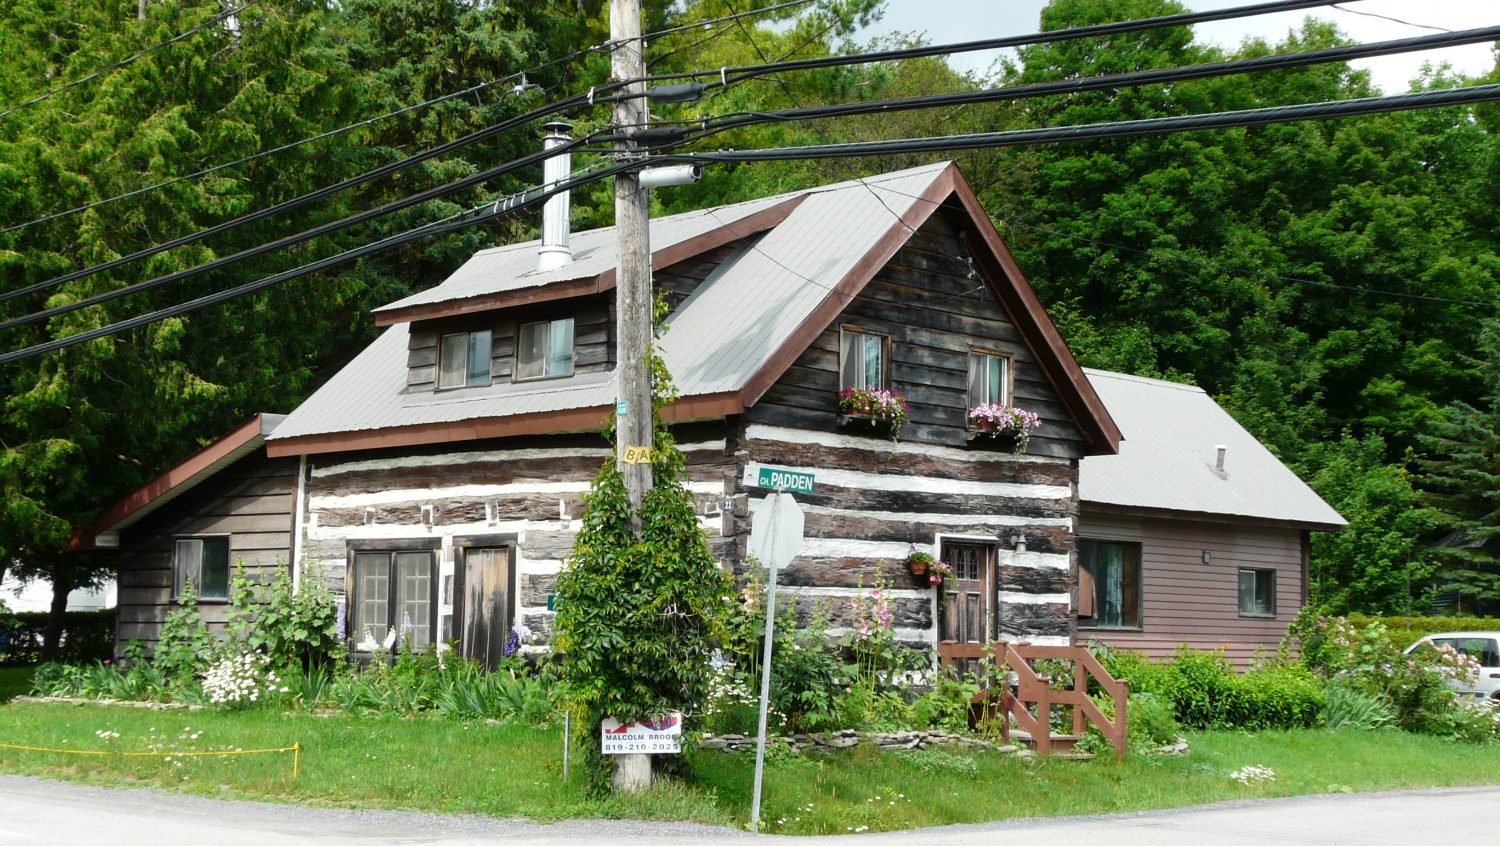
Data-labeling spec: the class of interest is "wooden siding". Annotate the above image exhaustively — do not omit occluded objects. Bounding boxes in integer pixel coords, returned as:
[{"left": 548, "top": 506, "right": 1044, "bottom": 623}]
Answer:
[
  {"left": 1076, "top": 509, "right": 1305, "bottom": 668},
  {"left": 113, "top": 449, "right": 297, "bottom": 655},
  {"left": 406, "top": 296, "right": 615, "bottom": 393},
  {"left": 299, "top": 424, "right": 738, "bottom": 649},
  {"left": 733, "top": 422, "right": 1079, "bottom": 647},
  {"left": 744, "top": 210, "right": 1087, "bottom": 459}
]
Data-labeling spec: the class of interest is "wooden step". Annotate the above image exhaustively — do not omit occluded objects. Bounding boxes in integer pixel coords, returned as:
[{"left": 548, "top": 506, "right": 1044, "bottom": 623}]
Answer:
[{"left": 1010, "top": 730, "right": 1083, "bottom": 752}]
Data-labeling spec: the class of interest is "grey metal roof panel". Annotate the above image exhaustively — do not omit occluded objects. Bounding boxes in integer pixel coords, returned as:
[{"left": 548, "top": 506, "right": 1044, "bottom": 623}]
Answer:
[
  {"left": 1078, "top": 369, "right": 1346, "bottom": 528},
  {"left": 372, "top": 194, "right": 793, "bottom": 315},
  {"left": 661, "top": 164, "right": 949, "bottom": 395},
  {"left": 276, "top": 164, "right": 953, "bottom": 442}
]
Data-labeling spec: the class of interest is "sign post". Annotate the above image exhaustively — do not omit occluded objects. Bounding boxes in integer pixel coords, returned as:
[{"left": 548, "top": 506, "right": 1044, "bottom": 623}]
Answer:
[{"left": 744, "top": 468, "right": 811, "bottom": 833}]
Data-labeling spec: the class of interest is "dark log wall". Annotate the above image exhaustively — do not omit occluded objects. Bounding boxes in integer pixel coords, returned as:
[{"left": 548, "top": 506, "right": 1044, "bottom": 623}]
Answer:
[
  {"left": 113, "top": 450, "right": 297, "bottom": 657},
  {"left": 299, "top": 424, "right": 738, "bottom": 648},
  {"left": 406, "top": 296, "right": 615, "bottom": 393},
  {"left": 745, "top": 209, "right": 1087, "bottom": 460},
  {"left": 1077, "top": 509, "right": 1305, "bottom": 668}
]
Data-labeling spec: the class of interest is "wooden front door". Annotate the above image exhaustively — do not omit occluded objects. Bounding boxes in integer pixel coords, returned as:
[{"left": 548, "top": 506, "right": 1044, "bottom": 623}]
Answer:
[
  {"left": 458, "top": 546, "right": 512, "bottom": 670},
  {"left": 942, "top": 542, "right": 996, "bottom": 645}
]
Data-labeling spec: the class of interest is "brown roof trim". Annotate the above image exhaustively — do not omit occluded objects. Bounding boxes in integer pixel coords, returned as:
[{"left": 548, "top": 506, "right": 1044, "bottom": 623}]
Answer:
[
  {"left": 944, "top": 172, "right": 1121, "bottom": 456},
  {"left": 738, "top": 169, "right": 952, "bottom": 407},
  {"left": 265, "top": 391, "right": 745, "bottom": 458},
  {"left": 1082, "top": 500, "right": 1346, "bottom": 533},
  {"left": 68, "top": 414, "right": 280, "bottom": 553},
  {"left": 372, "top": 195, "right": 808, "bottom": 328}
]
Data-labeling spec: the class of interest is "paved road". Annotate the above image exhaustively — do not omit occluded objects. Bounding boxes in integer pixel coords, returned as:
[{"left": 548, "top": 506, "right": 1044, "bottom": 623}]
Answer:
[{"left": 1, "top": 774, "right": 1494, "bottom": 845}]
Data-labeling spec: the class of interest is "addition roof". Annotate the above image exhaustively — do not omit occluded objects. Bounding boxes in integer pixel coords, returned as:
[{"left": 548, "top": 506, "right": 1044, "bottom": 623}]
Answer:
[
  {"left": 1079, "top": 369, "right": 1345, "bottom": 531},
  {"left": 267, "top": 162, "right": 1121, "bottom": 458}
]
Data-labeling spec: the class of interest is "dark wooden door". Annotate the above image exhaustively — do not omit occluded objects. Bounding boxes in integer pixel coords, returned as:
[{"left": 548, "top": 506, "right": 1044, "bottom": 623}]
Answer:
[
  {"left": 942, "top": 542, "right": 995, "bottom": 647},
  {"left": 460, "top": 547, "right": 511, "bottom": 670}
]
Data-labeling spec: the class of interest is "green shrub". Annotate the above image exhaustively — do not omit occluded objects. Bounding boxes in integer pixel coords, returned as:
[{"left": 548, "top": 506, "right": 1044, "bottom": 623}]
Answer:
[
  {"left": 909, "top": 670, "right": 978, "bottom": 733},
  {"left": 1239, "top": 664, "right": 1325, "bottom": 729},
  {"left": 1127, "top": 692, "right": 1180, "bottom": 746},
  {"left": 1, "top": 608, "right": 116, "bottom": 664},
  {"left": 1097, "top": 646, "right": 1323, "bottom": 730},
  {"left": 1346, "top": 614, "right": 1500, "bottom": 652},
  {"left": 1323, "top": 680, "right": 1395, "bottom": 729},
  {"left": 152, "top": 582, "right": 217, "bottom": 690},
  {"left": 906, "top": 748, "right": 980, "bottom": 778}
]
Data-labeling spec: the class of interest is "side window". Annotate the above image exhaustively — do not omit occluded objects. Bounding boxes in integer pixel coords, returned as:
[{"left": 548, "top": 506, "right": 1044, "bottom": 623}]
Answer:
[
  {"left": 967, "top": 351, "right": 1010, "bottom": 408},
  {"left": 1078, "top": 540, "right": 1141, "bottom": 628},
  {"left": 349, "top": 550, "right": 437, "bottom": 651},
  {"left": 516, "top": 318, "right": 575, "bottom": 380},
  {"left": 1237, "top": 568, "right": 1276, "bottom": 617},
  {"left": 438, "top": 330, "right": 493, "bottom": 389},
  {"left": 173, "top": 537, "right": 230, "bottom": 600},
  {"left": 838, "top": 328, "right": 887, "bottom": 390}
]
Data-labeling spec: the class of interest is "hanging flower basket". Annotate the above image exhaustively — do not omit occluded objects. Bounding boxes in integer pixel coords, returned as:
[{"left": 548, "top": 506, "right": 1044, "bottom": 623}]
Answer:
[
  {"left": 906, "top": 548, "right": 933, "bottom": 577},
  {"left": 966, "top": 403, "right": 1040, "bottom": 454},
  {"left": 838, "top": 386, "right": 909, "bottom": 444}
]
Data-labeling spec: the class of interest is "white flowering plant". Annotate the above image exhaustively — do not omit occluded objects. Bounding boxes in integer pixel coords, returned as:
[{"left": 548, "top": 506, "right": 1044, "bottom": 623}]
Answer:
[
  {"left": 1229, "top": 764, "right": 1276, "bottom": 785},
  {"left": 201, "top": 651, "right": 290, "bottom": 709}
]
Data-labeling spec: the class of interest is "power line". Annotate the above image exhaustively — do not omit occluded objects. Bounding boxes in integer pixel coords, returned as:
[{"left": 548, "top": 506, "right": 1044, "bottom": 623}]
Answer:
[
  {"left": 1, "top": 0, "right": 1344, "bottom": 305},
  {"left": 0, "top": 132, "right": 607, "bottom": 332},
  {"left": 2, "top": 0, "right": 818, "bottom": 237},
  {"left": 0, "top": 162, "right": 631, "bottom": 365},
  {"left": 1331, "top": 3, "right": 1452, "bottom": 33},
  {"left": 657, "top": 24, "right": 1500, "bottom": 146},
  {"left": 645, "top": 0, "right": 814, "bottom": 41},
  {"left": 659, "top": 83, "right": 1500, "bottom": 163},
  {"left": 0, "top": 0, "right": 263, "bottom": 121}
]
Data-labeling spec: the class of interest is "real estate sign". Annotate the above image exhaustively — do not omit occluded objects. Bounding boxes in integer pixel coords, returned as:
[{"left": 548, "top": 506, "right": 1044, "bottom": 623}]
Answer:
[{"left": 600, "top": 714, "right": 683, "bottom": 755}]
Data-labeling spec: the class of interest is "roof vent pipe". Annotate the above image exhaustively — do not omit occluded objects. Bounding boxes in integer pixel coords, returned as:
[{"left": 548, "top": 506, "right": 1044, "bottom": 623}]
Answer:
[
  {"left": 537, "top": 121, "right": 573, "bottom": 272},
  {"left": 1215, "top": 444, "right": 1228, "bottom": 473}
]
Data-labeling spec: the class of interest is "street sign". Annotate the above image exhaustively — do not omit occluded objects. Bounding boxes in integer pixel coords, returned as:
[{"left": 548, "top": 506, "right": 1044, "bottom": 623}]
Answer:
[
  {"left": 748, "top": 492, "right": 805, "bottom": 570},
  {"left": 601, "top": 714, "right": 683, "bottom": 755},
  {"left": 742, "top": 462, "right": 815, "bottom": 494}
]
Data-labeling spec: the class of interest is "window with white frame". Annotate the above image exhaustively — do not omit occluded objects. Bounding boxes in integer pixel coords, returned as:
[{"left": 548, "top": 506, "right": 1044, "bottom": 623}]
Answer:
[
  {"left": 516, "top": 318, "right": 574, "bottom": 380},
  {"left": 438, "top": 330, "right": 493, "bottom": 389},
  {"left": 1238, "top": 568, "right": 1276, "bottom": 617},
  {"left": 838, "top": 328, "right": 887, "bottom": 390},
  {"left": 968, "top": 350, "right": 1010, "bottom": 407},
  {"left": 173, "top": 536, "right": 230, "bottom": 600},
  {"left": 349, "top": 550, "right": 438, "bottom": 651}
]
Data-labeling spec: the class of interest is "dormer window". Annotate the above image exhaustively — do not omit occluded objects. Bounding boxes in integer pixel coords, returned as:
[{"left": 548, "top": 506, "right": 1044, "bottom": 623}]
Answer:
[
  {"left": 438, "top": 330, "right": 493, "bottom": 389},
  {"left": 517, "top": 318, "right": 574, "bottom": 380}
]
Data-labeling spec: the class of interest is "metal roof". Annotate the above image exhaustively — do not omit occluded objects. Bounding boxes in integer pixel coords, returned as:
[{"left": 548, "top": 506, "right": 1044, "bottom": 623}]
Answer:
[
  {"left": 272, "top": 164, "right": 951, "bottom": 442},
  {"left": 1079, "top": 369, "right": 1345, "bottom": 529},
  {"left": 372, "top": 194, "right": 792, "bottom": 316}
]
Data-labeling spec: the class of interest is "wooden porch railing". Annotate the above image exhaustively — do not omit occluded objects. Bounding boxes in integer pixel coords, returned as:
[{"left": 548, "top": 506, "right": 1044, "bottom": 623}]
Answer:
[{"left": 937, "top": 640, "right": 1130, "bottom": 761}]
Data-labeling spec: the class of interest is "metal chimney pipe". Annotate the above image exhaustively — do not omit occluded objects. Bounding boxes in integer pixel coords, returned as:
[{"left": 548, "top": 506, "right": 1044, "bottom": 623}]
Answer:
[
  {"left": 537, "top": 121, "right": 573, "bottom": 272},
  {"left": 1215, "top": 444, "right": 1228, "bottom": 473}
]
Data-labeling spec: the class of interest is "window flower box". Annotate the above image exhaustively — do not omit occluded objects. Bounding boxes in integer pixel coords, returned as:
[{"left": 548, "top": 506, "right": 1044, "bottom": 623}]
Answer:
[
  {"left": 838, "top": 386, "right": 908, "bottom": 444},
  {"left": 967, "top": 403, "right": 1040, "bottom": 454}
]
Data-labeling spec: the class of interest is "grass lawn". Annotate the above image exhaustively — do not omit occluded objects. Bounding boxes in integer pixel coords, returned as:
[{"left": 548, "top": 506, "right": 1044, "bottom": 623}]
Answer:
[
  {"left": 3, "top": 699, "right": 1499, "bottom": 834},
  {"left": 0, "top": 666, "right": 35, "bottom": 703}
]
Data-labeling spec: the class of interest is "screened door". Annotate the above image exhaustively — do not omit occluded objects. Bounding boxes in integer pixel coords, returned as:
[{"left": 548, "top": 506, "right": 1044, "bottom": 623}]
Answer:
[{"left": 460, "top": 547, "right": 512, "bottom": 670}]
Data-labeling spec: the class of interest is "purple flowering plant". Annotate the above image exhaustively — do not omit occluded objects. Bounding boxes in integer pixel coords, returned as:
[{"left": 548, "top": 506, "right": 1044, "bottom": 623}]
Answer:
[
  {"left": 839, "top": 386, "right": 909, "bottom": 443},
  {"left": 967, "top": 402, "right": 1040, "bottom": 453}
]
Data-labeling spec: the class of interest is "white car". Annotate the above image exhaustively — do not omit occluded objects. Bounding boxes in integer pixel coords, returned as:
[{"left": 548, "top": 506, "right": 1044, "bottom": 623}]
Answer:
[{"left": 1405, "top": 632, "right": 1500, "bottom": 701}]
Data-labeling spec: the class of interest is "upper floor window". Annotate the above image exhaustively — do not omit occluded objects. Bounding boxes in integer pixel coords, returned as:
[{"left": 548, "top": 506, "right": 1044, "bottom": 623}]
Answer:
[
  {"left": 968, "top": 350, "right": 1010, "bottom": 407},
  {"left": 438, "top": 330, "right": 492, "bottom": 389},
  {"left": 174, "top": 536, "right": 230, "bottom": 601},
  {"left": 839, "top": 328, "right": 887, "bottom": 390},
  {"left": 517, "top": 318, "right": 574, "bottom": 380}
]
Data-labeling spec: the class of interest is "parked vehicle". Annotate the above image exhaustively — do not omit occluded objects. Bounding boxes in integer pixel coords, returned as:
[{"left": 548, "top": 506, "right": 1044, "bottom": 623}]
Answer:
[{"left": 1405, "top": 632, "right": 1500, "bottom": 700}]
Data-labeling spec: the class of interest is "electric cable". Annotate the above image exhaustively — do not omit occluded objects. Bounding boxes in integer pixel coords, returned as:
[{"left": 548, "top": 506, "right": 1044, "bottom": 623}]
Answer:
[
  {"left": 0, "top": 132, "right": 606, "bottom": 332},
  {"left": 654, "top": 24, "right": 1500, "bottom": 147},
  {"left": 0, "top": 163, "right": 632, "bottom": 365},
  {"left": 1, "top": 0, "right": 1351, "bottom": 305},
  {"left": 2, "top": 0, "right": 820, "bottom": 237},
  {"left": 0, "top": 1, "right": 264, "bottom": 121}
]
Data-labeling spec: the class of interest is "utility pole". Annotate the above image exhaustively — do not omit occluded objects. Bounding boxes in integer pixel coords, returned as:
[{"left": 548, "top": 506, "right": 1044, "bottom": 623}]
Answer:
[
  {"left": 609, "top": 0, "right": 654, "bottom": 795},
  {"left": 612, "top": 0, "right": 654, "bottom": 520}
]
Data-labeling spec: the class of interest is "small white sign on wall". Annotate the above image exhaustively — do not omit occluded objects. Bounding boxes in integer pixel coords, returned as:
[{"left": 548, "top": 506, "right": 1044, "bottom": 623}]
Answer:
[{"left": 600, "top": 713, "right": 683, "bottom": 755}]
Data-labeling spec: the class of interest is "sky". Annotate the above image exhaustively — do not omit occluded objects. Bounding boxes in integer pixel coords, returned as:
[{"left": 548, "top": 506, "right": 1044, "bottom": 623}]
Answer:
[{"left": 854, "top": 0, "right": 1498, "bottom": 93}]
